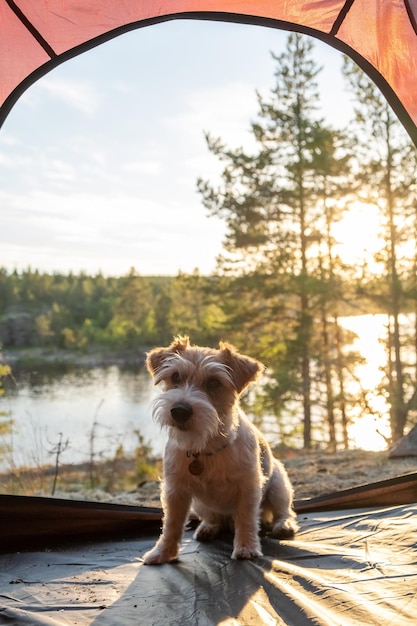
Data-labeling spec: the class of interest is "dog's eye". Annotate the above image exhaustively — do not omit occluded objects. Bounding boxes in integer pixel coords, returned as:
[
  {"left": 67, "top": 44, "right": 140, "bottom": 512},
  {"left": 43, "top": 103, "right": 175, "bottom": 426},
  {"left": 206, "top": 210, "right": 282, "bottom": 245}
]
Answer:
[
  {"left": 206, "top": 377, "right": 221, "bottom": 391},
  {"left": 171, "top": 372, "right": 181, "bottom": 386}
]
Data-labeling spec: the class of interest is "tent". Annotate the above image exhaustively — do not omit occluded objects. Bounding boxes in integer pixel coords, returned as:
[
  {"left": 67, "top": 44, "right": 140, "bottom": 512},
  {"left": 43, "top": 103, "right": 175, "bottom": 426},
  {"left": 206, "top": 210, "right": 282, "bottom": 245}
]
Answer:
[
  {"left": 1, "top": 1, "right": 417, "bottom": 145},
  {"left": 1, "top": 2, "right": 417, "bottom": 624}
]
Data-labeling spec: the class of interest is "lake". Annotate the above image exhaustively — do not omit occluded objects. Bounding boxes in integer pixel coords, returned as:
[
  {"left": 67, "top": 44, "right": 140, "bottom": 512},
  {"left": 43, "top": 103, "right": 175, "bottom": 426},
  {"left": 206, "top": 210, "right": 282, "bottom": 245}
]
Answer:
[
  {"left": 0, "top": 314, "right": 394, "bottom": 471},
  {"left": 0, "top": 363, "right": 167, "bottom": 472}
]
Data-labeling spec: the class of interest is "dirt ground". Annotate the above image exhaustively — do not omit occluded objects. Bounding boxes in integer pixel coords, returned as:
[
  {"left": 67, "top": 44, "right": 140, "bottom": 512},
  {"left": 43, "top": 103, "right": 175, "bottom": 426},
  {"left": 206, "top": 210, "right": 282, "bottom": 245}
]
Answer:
[
  {"left": 281, "top": 448, "right": 417, "bottom": 500},
  {"left": 95, "top": 448, "right": 417, "bottom": 508}
]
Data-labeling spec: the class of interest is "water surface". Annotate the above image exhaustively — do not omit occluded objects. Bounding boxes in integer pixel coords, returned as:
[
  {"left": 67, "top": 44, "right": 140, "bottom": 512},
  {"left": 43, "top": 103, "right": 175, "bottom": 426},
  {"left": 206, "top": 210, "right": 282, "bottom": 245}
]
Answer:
[{"left": 0, "top": 364, "right": 166, "bottom": 471}]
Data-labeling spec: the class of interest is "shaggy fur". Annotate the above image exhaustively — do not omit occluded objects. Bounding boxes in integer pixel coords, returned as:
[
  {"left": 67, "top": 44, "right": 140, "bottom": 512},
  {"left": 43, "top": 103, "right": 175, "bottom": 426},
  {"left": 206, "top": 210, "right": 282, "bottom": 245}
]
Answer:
[{"left": 143, "top": 336, "right": 298, "bottom": 564}]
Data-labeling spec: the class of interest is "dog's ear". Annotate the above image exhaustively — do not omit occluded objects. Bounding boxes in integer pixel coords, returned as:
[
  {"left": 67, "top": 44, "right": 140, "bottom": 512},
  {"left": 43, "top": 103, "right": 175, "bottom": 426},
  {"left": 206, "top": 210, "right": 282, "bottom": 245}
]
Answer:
[
  {"left": 169, "top": 335, "right": 190, "bottom": 353},
  {"left": 219, "top": 341, "right": 264, "bottom": 393},
  {"left": 146, "top": 347, "right": 170, "bottom": 379},
  {"left": 146, "top": 335, "right": 190, "bottom": 380}
]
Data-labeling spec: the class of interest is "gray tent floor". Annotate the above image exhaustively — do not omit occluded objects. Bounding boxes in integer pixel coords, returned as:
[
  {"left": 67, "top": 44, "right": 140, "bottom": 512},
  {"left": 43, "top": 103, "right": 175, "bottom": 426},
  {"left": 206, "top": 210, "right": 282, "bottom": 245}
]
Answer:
[{"left": 1, "top": 502, "right": 416, "bottom": 625}]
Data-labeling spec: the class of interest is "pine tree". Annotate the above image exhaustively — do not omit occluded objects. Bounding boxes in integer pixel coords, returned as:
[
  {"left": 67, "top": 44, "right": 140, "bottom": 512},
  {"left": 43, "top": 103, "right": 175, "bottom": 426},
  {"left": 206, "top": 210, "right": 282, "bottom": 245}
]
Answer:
[
  {"left": 343, "top": 57, "right": 417, "bottom": 442},
  {"left": 198, "top": 34, "right": 352, "bottom": 448}
]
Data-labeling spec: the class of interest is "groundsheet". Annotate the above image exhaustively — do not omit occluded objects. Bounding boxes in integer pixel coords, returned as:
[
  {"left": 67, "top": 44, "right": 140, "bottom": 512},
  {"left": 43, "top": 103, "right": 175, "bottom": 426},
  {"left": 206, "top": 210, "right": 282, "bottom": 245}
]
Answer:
[{"left": 0, "top": 503, "right": 416, "bottom": 625}]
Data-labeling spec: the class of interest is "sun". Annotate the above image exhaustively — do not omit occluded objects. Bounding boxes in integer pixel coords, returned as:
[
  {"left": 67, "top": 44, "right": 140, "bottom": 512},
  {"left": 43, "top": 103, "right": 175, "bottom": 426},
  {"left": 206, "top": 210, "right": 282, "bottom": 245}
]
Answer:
[{"left": 333, "top": 200, "right": 384, "bottom": 269}]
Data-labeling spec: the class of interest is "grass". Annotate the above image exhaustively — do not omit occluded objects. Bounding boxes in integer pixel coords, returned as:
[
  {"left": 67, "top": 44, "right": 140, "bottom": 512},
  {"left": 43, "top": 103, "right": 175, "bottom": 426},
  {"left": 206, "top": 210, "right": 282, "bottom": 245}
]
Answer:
[{"left": 0, "top": 452, "right": 162, "bottom": 498}]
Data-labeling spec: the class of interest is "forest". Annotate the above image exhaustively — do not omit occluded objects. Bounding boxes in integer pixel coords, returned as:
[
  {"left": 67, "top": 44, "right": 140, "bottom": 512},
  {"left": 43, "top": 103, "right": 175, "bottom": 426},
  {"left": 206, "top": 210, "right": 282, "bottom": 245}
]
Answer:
[
  {"left": 2, "top": 34, "right": 417, "bottom": 451},
  {"left": 0, "top": 268, "right": 224, "bottom": 350}
]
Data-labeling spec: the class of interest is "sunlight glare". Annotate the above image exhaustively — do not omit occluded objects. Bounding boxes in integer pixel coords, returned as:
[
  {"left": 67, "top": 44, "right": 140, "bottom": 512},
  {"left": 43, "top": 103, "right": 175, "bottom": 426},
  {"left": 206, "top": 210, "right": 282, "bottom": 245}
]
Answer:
[
  {"left": 333, "top": 201, "right": 383, "bottom": 269},
  {"left": 339, "top": 314, "right": 391, "bottom": 451},
  {"left": 349, "top": 413, "right": 391, "bottom": 451}
]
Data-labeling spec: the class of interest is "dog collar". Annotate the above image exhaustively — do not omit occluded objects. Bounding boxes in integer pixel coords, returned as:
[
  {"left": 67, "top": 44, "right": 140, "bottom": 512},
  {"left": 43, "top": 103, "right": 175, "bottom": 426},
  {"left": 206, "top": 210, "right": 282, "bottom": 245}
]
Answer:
[{"left": 187, "top": 442, "right": 229, "bottom": 476}]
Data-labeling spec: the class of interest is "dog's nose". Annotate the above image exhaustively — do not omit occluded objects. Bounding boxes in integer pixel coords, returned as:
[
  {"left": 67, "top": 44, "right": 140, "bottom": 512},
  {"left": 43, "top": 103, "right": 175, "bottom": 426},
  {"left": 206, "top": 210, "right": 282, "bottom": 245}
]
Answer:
[{"left": 170, "top": 401, "right": 193, "bottom": 423}]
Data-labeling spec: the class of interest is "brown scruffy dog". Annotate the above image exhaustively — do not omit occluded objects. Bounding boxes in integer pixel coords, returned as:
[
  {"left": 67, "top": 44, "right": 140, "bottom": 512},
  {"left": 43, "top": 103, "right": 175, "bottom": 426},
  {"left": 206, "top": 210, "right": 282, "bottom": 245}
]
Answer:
[{"left": 143, "top": 336, "right": 298, "bottom": 565}]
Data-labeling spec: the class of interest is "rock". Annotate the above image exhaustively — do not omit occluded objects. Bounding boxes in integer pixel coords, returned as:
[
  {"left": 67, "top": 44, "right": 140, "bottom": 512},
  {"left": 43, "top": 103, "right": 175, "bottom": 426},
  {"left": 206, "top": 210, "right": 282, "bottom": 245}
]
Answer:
[
  {"left": 0, "top": 312, "right": 34, "bottom": 347},
  {"left": 389, "top": 424, "right": 417, "bottom": 458}
]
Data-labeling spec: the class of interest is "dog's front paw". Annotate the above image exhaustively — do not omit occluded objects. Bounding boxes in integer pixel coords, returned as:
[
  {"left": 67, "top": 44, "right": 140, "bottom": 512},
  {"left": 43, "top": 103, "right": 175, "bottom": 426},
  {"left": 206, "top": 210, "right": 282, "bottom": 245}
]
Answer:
[
  {"left": 231, "top": 544, "right": 262, "bottom": 560},
  {"left": 143, "top": 544, "right": 179, "bottom": 565}
]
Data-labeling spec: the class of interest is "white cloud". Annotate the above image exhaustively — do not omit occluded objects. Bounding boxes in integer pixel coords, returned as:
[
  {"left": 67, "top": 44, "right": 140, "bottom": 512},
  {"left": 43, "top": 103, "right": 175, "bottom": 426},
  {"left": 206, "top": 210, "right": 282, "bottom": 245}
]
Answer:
[
  {"left": 0, "top": 132, "right": 21, "bottom": 147},
  {"left": 0, "top": 187, "right": 225, "bottom": 275},
  {"left": 45, "top": 159, "right": 76, "bottom": 183},
  {"left": 164, "top": 82, "right": 259, "bottom": 151},
  {"left": 0, "top": 151, "right": 31, "bottom": 167},
  {"left": 38, "top": 78, "right": 100, "bottom": 116},
  {"left": 122, "top": 160, "right": 162, "bottom": 176}
]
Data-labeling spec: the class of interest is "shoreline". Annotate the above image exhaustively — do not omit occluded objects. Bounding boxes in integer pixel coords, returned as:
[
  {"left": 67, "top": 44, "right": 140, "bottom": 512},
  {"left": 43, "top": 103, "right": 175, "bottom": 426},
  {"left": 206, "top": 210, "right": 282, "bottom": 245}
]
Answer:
[{"left": 2, "top": 346, "right": 149, "bottom": 368}]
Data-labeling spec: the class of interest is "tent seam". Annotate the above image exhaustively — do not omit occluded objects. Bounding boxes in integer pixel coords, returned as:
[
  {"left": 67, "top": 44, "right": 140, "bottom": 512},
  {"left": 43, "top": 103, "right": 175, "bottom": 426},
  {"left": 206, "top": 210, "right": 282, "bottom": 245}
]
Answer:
[
  {"left": 5, "top": 0, "right": 57, "bottom": 58},
  {"left": 404, "top": 0, "right": 417, "bottom": 36},
  {"left": 329, "top": 0, "right": 356, "bottom": 36}
]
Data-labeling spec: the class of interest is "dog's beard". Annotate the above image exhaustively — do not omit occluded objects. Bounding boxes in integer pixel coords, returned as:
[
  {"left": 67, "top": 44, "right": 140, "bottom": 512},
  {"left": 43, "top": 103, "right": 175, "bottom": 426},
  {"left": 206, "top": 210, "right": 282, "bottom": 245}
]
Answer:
[{"left": 152, "top": 386, "right": 222, "bottom": 452}]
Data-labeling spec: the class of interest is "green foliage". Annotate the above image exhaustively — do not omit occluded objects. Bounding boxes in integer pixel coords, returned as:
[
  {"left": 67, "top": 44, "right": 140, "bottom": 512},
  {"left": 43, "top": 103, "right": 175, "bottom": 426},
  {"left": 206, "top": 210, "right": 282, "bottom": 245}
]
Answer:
[{"left": 0, "top": 268, "right": 228, "bottom": 352}]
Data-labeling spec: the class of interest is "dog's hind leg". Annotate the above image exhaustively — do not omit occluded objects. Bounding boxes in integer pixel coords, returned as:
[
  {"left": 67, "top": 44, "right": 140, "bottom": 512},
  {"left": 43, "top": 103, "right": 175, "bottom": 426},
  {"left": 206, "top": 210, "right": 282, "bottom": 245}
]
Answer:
[
  {"left": 192, "top": 502, "right": 227, "bottom": 541},
  {"left": 231, "top": 486, "right": 263, "bottom": 560},
  {"left": 263, "top": 461, "right": 299, "bottom": 539}
]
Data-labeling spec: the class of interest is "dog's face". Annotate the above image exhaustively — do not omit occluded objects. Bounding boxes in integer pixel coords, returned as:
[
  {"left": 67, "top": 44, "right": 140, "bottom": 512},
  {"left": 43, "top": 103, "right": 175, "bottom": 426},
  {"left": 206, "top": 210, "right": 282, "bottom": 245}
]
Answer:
[{"left": 146, "top": 336, "right": 264, "bottom": 452}]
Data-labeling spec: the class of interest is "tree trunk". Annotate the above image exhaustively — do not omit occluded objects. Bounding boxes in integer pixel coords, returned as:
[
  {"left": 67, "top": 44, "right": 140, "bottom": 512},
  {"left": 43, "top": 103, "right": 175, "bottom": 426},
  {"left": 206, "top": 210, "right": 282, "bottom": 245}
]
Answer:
[
  {"left": 386, "top": 147, "right": 406, "bottom": 442},
  {"left": 334, "top": 317, "right": 349, "bottom": 449},
  {"left": 320, "top": 304, "right": 336, "bottom": 450}
]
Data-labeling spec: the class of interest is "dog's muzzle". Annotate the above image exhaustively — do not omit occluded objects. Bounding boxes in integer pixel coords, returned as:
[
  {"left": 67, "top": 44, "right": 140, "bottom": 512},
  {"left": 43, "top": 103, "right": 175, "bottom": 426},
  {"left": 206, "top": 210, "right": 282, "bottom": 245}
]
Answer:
[{"left": 170, "top": 401, "right": 193, "bottom": 426}]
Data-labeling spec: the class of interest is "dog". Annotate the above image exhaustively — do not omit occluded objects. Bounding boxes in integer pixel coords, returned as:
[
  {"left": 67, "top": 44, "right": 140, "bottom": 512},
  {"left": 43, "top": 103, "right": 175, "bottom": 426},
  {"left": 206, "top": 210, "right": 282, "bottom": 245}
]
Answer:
[{"left": 143, "top": 336, "right": 298, "bottom": 565}]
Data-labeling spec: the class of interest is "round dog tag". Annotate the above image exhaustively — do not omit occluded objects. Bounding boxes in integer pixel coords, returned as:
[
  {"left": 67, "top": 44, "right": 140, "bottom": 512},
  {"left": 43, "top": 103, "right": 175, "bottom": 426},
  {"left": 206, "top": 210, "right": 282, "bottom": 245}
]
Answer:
[{"left": 189, "top": 458, "right": 203, "bottom": 475}]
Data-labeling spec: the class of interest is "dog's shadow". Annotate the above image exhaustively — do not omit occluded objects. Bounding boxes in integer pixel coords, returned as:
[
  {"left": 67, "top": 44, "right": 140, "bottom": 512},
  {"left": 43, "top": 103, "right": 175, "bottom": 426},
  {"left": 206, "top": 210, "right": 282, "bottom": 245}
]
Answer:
[{"left": 89, "top": 529, "right": 336, "bottom": 625}]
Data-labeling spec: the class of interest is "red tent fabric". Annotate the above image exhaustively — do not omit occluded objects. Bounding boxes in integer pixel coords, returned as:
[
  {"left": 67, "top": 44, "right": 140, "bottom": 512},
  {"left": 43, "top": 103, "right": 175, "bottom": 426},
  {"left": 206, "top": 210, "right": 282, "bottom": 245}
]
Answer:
[{"left": 1, "top": 1, "right": 417, "bottom": 143}]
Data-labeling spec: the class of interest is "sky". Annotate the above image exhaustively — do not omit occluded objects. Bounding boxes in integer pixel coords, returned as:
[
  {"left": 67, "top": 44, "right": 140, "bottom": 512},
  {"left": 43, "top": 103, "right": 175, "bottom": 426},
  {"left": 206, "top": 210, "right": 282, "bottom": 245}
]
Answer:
[{"left": 0, "top": 19, "right": 352, "bottom": 277}]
